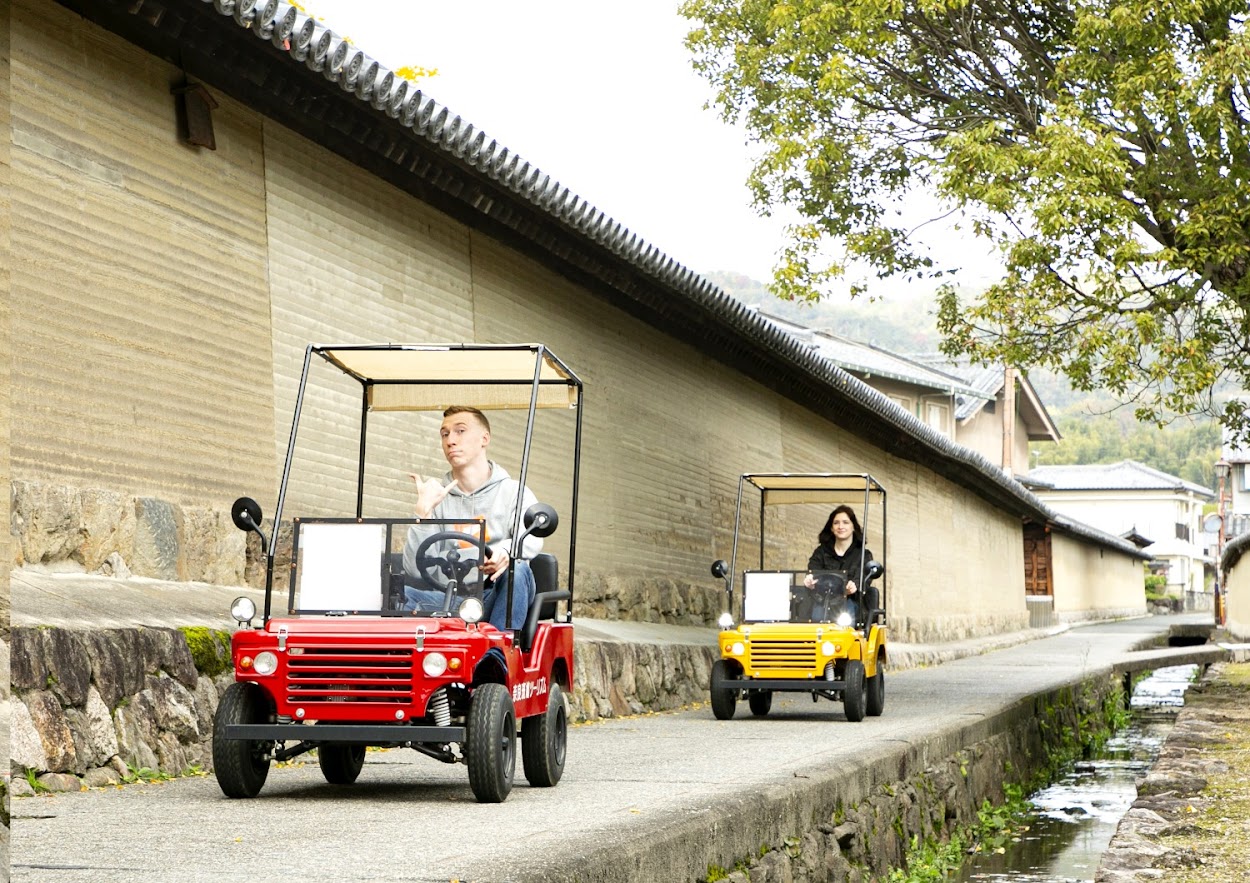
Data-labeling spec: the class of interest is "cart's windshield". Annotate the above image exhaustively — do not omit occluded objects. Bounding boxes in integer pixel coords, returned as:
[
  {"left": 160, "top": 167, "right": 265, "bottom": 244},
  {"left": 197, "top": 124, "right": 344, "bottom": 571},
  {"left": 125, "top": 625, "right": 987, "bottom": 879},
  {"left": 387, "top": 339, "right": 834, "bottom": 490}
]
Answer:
[
  {"left": 741, "top": 570, "right": 859, "bottom": 625},
  {"left": 288, "top": 518, "right": 487, "bottom": 616}
]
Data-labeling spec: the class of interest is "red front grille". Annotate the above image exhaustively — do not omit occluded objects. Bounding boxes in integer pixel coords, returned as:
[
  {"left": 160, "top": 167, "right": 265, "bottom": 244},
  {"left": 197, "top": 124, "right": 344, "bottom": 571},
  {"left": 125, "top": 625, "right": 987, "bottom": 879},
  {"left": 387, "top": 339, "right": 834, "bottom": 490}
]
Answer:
[{"left": 285, "top": 646, "right": 415, "bottom": 704}]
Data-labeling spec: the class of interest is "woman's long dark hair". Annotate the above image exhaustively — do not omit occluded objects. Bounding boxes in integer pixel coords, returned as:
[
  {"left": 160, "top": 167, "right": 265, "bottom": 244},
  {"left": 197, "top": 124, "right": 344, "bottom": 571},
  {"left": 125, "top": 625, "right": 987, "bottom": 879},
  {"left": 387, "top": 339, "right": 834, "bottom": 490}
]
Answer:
[{"left": 818, "top": 505, "right": 863, "bottom": 547}]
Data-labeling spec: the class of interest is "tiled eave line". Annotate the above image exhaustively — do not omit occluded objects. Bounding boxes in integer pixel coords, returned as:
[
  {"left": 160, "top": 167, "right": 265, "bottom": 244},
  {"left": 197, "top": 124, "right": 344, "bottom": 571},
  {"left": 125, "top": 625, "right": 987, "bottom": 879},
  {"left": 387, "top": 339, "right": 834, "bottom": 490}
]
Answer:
[
  {"left": 1223, "top": 531, "right": 1250, "bottom": 573},
  {"left": 55, "top": 0, "right": 1137, "bottom": 553}
]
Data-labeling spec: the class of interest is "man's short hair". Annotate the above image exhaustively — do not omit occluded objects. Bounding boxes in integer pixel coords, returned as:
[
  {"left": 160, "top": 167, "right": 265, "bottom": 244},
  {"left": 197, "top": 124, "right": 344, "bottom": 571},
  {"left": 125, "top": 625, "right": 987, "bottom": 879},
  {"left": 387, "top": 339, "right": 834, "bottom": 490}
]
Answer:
[{"left": 443, "top": 405, "right": 490, "bottom": 433}]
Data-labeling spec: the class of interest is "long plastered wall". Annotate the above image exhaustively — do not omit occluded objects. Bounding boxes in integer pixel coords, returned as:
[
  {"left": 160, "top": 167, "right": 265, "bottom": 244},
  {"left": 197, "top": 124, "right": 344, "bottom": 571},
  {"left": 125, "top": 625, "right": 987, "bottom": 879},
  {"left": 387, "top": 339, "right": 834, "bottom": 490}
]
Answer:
[
  {"left": 1224, "top": 544, "right": 1250, "bottom": 640},
  {"left": 2, "top": 0, "right": 13, "bottom": 634},
  {"left": 263, "top": 121, "right": 1028, "bottom": 642},
  {"left": 7, "top": 2, "right": 275, "bottom": 507},
  {"left": 7, "top": 3, "right": 1036, "bottom": 640},
  {"left": 1051, "top": 532, "right": 1146, "bottom": 621}
]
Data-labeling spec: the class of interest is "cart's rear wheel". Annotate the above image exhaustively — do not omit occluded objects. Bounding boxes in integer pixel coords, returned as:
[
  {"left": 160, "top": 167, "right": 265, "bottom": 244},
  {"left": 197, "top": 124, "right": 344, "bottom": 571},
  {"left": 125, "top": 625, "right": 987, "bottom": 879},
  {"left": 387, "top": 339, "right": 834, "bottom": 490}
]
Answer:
[
  {"left": 212, "top": 682, "right": 273, "bottom": 798},
  {"left": 710, "top": 660, "right": 738, "bottom": 720},
  {"left": 866, "top": 655, "right": 886, "bottom": 717},
  {"left": 318, "top": 744, "right": 366, "bottom": 785},
  {"left": 843, "top": 660, "right": 866, "bottom": 722},
  {"left": 522, "top": 682, "right": 567, "bottom": 787},
  {"left": 748, "top": 690, "right": 773, "bottom": 717},
  {"left": 467, "top": 682, "right": 516, "bottom": 803}
]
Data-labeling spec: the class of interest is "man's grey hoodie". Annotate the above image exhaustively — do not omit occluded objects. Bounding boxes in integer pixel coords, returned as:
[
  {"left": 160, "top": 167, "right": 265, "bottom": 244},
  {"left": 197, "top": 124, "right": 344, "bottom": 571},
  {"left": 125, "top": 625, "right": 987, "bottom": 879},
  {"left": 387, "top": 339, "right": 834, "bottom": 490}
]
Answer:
[{"left": 402, "top": 461, "right": 541, "bottom": 578}]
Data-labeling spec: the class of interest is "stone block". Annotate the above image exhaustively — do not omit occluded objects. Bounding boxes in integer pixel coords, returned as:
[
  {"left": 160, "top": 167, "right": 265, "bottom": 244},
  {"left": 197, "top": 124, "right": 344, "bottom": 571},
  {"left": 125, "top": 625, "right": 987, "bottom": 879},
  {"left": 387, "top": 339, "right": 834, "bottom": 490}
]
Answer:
[
  {"left": 132, "top": 497, "right": 179, "bottom": 580},
  {"left": 10, "top": 697, "right": 49, "bottom": 771},
  {"left": 113, "top": 692, "right": 159, "bottom": 774},
  {"left": 85, "top": 687, "right": 120, "bottom": 766},
  {"left": 43, "top": 628, "right": 92, "bottom": 707},
  {"left": 78, "top": 488, "right": 135, "bottom": 572},
  {"left": 145, "top": 674, "right": 201, "bottom": 741},
  {"left": 83, "top": 766, "right": 122, "bottom": 787},
  {"left": 10, "top": 629, "right": 50, "bottom": 692},
  {"left": 11, "top": 481, "right": 81, "bottom": 566},
  {"left": 23, "top": 691, "right": 77, "bottom": 773},
  {"left": 177, "top": 506, "right": 246, "bottom": 585},
  {"left": 84, "top": 630, "right": 147, "bottom": 709},
  {"left": 140, "top": 628, "right": 199, "bottom": 690}
]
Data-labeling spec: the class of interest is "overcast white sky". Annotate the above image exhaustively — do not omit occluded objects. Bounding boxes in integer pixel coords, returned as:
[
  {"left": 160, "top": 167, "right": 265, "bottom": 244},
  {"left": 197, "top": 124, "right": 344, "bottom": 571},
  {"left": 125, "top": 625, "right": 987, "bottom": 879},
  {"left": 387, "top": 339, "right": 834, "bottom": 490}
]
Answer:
[{"left": 299, "top": 1, "right": 1000, "bottom": 296}]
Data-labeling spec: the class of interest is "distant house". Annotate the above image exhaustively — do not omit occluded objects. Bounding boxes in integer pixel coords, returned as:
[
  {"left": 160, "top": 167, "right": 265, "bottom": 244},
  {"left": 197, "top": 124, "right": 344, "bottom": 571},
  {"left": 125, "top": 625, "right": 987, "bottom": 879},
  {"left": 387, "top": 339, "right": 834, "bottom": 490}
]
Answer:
[
  {"left": 1023, "top": 460, "right": 1213, "bottom": 600},
  {"left": 754, "top": 311, "right": 1061, "bottom": 473},
  {"left": 751, "top": 311, "right": 982, "bottom": 439},
  {"left": 1219, "top": 421, "right": 1250, "bottom": 543}
]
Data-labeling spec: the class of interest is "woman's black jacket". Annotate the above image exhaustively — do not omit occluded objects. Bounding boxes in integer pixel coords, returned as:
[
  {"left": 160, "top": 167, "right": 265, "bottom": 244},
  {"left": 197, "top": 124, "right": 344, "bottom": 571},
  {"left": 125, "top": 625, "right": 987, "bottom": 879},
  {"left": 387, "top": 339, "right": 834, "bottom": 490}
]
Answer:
[{"left": 807, "top": 538, "right": 874, "bottom": 583}]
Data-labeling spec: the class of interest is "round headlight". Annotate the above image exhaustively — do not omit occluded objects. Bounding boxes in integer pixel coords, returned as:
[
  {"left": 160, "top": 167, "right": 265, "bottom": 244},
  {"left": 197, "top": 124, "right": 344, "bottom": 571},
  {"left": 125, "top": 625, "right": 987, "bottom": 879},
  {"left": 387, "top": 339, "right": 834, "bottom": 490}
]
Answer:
[
  {"left": 230, "top": 596, "right": 256, "bottom": 624},
  {"left": 730, "top": 641, "right": 745, "bottom": 656},
  {"left": 717, "top": 611, "right": 734, "bottom": 630},
  {"left": 423, "top": 652, "right": 448, "bottom": 677},
  {"left": 253, "top": 651, "right": 278, "bottom": 675},
  {"left": 836, "top": 612, "right": 854, "bottom": 627},
  {"left": 821, "top": 641, "right": 835, "bottom": 657},
  {"left": 458, "top": 597, "right": 484, "bottom": 624}
]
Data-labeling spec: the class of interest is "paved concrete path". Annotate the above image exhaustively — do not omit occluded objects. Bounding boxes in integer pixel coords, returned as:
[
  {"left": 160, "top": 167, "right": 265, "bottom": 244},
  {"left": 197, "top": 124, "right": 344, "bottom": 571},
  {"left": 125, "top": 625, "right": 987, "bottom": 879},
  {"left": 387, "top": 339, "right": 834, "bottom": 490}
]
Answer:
[{"left": 9, "top": 614, "right": 1232, "bottom": 883}]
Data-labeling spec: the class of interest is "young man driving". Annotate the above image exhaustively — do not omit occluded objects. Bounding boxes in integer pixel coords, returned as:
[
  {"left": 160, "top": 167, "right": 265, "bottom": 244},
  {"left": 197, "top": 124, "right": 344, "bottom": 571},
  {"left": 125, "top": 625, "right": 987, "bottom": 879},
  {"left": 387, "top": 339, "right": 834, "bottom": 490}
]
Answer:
[{"left": 401, "top": 406, "right": 540, "bottom": 630}]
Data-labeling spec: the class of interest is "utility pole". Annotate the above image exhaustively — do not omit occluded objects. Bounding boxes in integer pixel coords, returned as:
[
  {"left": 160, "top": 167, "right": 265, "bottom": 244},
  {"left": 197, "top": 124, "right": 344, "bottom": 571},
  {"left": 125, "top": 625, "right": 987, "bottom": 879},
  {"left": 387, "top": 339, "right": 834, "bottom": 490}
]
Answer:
[{"left": 1002, "top": 366, "right": 1016, "bottom": 475}]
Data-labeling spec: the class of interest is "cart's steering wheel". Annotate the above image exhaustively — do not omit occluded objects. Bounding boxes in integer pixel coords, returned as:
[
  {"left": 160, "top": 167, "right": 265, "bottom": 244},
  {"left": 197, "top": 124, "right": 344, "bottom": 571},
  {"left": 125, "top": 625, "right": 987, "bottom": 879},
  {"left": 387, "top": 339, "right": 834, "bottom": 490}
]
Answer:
[
  {"left": 813, "top": 572, "right": 847, "bottom": 621},
  {"left": 411, "top": 530, "right": 488, "bottom": 594}
]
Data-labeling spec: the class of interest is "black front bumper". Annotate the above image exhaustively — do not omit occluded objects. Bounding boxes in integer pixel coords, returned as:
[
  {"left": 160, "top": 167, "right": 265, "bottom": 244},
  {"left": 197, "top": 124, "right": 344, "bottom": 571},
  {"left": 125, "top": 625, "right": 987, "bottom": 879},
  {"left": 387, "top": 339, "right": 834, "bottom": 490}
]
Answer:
[
  {"left": 225, "top": 723, "right": 466, "bottom": 743},
  {"left": 721, "top": 678, "right": 845, "bottom": 692}
]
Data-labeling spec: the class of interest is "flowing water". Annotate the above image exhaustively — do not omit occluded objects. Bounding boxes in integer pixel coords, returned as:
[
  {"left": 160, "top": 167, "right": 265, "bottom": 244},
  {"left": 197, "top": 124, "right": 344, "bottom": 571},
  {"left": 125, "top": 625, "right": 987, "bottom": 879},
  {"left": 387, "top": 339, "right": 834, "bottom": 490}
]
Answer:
[{"left": 950, "top": 664, "right": 1198, "bottom": 883}]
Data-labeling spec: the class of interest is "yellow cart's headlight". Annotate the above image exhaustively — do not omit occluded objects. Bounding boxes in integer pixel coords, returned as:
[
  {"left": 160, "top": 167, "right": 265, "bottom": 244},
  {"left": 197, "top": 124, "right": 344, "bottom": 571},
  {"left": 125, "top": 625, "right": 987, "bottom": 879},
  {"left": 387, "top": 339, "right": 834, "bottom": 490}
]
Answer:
[
  {"left": 821, "top": 641, "right": 835, "bottom": 657},
  {"left": 730, "top": 641, "right": 746, "bottom": 656}
]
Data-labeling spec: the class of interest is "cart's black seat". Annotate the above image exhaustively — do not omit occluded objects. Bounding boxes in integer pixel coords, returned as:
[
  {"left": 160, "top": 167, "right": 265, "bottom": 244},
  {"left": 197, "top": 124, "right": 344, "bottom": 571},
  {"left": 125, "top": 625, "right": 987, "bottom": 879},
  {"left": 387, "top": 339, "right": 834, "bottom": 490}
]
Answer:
[{"left": 528, "top": 553, "right": 560, "bottom": 617}]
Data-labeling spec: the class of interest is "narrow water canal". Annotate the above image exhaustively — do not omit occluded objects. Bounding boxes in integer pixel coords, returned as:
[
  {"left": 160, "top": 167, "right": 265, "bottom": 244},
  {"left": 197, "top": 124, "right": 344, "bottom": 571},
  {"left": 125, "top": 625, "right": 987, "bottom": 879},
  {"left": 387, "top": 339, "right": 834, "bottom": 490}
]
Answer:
[{"left": 951, "top": 664, "right": 1198, "bottom": 883}]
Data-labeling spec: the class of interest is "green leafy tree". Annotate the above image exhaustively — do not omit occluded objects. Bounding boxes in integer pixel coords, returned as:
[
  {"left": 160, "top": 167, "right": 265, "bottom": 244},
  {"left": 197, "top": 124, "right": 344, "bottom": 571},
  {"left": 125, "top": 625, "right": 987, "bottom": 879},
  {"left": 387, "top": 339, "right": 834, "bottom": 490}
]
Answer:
[{"left": 682, "top": 0, "right": 1250, "bottom": 439}]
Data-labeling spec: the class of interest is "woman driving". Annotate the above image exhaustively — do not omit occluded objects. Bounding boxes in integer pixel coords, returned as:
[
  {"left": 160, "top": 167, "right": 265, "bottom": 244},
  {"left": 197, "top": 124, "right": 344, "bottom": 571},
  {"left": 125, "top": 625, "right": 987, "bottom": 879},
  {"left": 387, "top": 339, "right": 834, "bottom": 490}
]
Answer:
[{"left": 800, "top": 505, "right": 878, "bottom": 624}]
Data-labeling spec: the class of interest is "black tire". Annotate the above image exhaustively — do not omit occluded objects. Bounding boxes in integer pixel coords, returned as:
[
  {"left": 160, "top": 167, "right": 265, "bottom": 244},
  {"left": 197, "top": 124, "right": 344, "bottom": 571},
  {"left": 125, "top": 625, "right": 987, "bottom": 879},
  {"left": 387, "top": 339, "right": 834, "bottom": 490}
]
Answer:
[
  {"left": 748, "top": 690, "right": 773, "bottom": 717},
  {"left": 843, "top": 660, "right": 866, "bottom": 722},
  {"left": 318, "top": 744, "right": 366, "bottom": 785},
  {"left": 467, "top": 682, "right": 516, "bottom": 803},
  {"left": 710, "top": 659, "right": 738, "bottom": 720},
  {"left": 866, "top": 656, "right": 886, "bottom": 717},
  {"left": 522, "top": 682, "right": 567, "bottom": 787},
  {"left": 212, "top": 682, "right": 273, "bottom": 798}
]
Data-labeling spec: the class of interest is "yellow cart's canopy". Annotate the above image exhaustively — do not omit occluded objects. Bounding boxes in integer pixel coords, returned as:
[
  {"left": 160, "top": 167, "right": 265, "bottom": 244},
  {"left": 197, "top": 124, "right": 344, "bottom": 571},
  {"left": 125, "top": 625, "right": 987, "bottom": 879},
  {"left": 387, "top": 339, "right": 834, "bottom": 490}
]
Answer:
[{"left": 742, "top": 473, "right": 886, "bottom": 507}]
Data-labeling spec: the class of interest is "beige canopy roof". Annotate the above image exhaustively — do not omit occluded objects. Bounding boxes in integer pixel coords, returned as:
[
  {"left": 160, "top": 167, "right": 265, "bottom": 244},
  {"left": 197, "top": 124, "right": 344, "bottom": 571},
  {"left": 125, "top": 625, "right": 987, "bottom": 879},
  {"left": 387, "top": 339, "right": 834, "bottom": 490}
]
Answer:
[
  {"left": 315, "top": 344, "right": 581, "bottom": 411},
  {"left": 742, "top": 473, "right": 886, "bottom": 506}
]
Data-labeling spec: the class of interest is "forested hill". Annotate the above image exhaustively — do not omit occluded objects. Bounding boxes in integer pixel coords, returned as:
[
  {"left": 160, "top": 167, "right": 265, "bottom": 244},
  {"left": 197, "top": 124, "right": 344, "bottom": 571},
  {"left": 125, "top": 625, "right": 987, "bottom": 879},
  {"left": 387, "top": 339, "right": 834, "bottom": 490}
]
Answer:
[{"left": 703, "top": 271, "right": 1221, "bottom": 490}]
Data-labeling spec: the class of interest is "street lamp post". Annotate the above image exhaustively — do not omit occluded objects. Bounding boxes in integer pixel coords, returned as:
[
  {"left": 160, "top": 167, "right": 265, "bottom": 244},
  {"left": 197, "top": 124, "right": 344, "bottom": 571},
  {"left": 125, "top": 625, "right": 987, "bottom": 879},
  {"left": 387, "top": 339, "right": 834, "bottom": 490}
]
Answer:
[{"left": 1215, "top": 459, "right": 1231, "bottom": 627}]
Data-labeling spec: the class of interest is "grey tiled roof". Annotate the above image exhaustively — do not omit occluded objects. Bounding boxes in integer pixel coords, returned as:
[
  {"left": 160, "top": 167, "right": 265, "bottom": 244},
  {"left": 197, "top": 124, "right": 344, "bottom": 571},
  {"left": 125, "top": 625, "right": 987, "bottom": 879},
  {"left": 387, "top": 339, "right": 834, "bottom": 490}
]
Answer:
[
  {"left": 753, "top": 311, "right": 989, "bottom": 398},
  {"left": 1026, "top": 461, "right": 1213, "bottom": 498}
]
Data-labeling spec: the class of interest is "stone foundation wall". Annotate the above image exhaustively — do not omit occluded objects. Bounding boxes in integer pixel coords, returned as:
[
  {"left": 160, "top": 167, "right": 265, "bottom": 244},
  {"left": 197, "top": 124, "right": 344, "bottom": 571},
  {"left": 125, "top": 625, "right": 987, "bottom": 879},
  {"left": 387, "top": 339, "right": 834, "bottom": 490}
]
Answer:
[
  {"left": 7, "top": 624, "right": 717, "bottom": 794},
  {"left": 11, "top": 481, "right": 246, "bottom": 586}
]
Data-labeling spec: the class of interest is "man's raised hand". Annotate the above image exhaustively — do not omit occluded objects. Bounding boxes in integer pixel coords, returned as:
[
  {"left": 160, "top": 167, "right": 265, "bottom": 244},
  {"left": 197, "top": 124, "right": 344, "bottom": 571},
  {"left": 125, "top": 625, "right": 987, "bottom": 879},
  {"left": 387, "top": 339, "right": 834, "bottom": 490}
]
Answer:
[{"left": 410, "top": 473, "right": 458, "bottom": 518}]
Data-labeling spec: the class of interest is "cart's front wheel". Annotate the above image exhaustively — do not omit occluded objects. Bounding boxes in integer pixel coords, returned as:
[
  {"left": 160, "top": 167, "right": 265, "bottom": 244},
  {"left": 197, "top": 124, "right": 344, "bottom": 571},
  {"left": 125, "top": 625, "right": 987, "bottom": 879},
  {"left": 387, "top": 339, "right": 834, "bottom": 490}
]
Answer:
[
  {"left": 710, "top": 659, "right": 738, "bottom": 720},
  {"left": 843, "top": 660, "right": 866, "bottom": 722},
  {"left": 467, "top": 682, "right": 516, "bottom": 803},
  {"left": 748, "top": 690, "right": 773, "bottom": 717},
  {"left": 212, "top": 682, "right": 273, "bottom": 798},
  {"left": 522, "top": 682, "right": 567, "bottom": 787},
  {"left": 318, "top": 744, "right": 366, "bottom": 785}
]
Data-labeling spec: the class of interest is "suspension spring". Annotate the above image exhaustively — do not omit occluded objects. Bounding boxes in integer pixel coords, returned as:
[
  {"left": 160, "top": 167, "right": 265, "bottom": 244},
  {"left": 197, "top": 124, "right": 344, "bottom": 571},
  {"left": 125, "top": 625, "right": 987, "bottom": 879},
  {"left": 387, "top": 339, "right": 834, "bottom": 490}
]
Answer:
[{"left": 428, "top": 688, "right": 451, "bottom": 727}]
